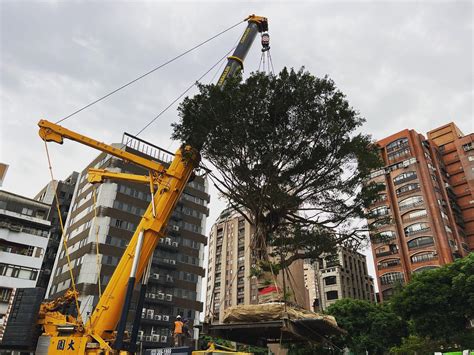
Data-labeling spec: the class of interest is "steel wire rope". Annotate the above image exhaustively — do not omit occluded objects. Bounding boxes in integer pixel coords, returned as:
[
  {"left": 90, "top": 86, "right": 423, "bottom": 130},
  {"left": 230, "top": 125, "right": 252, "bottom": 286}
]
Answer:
[
  {"left": 131, "top": 45, "right": 237, "bottom": 141},
  {"left": 92, "top": 186, "right": 102, "bottom": 298},
  {"left": 43, "top": 142, "right": 83, "bottom": 325},
  {"left": 55, "top": 19, "right": 245, "bottom": 124}
]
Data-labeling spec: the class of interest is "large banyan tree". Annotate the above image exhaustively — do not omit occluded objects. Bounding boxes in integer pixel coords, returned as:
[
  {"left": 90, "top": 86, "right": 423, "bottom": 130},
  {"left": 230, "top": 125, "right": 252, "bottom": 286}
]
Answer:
[{"left": 173, "top": 67, "right": 382, "bottom": 272}]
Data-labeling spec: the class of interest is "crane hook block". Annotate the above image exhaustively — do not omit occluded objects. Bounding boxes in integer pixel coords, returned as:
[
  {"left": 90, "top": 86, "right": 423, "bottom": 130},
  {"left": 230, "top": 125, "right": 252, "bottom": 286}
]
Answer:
[{"left": 261, "top": 33, "right": 270, "bottom": 52}]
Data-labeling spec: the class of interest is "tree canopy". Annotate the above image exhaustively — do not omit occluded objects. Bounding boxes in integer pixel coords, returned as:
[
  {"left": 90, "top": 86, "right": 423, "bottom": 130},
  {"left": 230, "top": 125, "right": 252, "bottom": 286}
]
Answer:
[
  {"left": 173, "top": 67, "right": 382, "bottom": 265},
  {"left": 325, "top": 299, "right": 407, "bottom": 354},
  {"left": 390, "top": 253, "right": 474, "bottom": 345}
]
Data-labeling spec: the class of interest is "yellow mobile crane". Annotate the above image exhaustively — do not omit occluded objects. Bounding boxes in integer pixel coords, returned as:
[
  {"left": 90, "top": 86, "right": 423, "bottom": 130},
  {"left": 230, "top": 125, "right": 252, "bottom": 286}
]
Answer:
[{"left": 30, "top": 15, "right": 268, "bottom": 355}]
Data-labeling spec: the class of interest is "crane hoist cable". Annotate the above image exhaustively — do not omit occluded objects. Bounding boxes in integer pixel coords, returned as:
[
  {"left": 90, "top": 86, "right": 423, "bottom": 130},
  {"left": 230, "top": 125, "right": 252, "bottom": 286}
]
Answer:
[
  {"left": 43, "top": 142, "right": 83, "bottom": 325},
  {"left": 129, "top": 43, "right": 238, "bottom": 141},
  {"left": 92, "top": 186, "right": 102, "bottom": 298},
  {"left": 55, "top": 18, "right": 246, "bottom": 125}
]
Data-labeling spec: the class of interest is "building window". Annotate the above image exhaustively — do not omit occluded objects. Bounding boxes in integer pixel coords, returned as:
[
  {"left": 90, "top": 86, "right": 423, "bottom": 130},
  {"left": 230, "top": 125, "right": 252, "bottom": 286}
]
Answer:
[
  {"left": 413, "top": 266, "right": 438, "bottom": 273},
  {"left": 21, "top": 207, "right": 33, "bottom": 216},
  {"left": 375, "top": 244, "right": 398, "bottom": 257},
  {"left": 393, "top": 171, "right": 417, "bottom": 185},
  {"left": 371, "top": 231, "right": 396, "bottom": 244},
  {"left": 411, "top": 251, "right": 437, "bottom": 263},
  {"left": 370, "top": 217, "right": 392, "bottom": 229},
  {"left": 407, "top": 236, "right": 434, "bottom": 250},
  {"left": 388, "top": 147, "right": 411, "bottom": 162},
  {"left": 377, "top": 258, "right": 401, "bottom": 270},
  {"left": 0, "top": 287, "right": 12, "bottom": 302},
  {"left": 386, "top": 138, "right": 409, "bottom": 152},
  {"left": 380, "top": 272, "right": 404, "bottom": 286},
  {"left": 369, "top": 206, "right": 390, "bottom": 218},
  {"left": 404, "top": 222, "right": 430, "bottom": 236},
  {"left": 326, "top": 290, "right": 338, "bottom": 300},
  {"left": 398, "top": 195, "right": 423, "bottom": 211},
  {"left": 382, "top": 288, "right": 394, "bottom": 299},
  {"left": 462, "top": 143, "right": 473, "bottom": 152},
  {"left": 324, "top": 276, "right": 337, "bottom": 286},
  {"left": 396, "top": 183, "right": 420, "bottom": 196},
  {"left": 402, "top": 209, "right": 427, "bottom": 222},
  {"left": 370, "top": 169, "right": 385, "bottom": 179}
]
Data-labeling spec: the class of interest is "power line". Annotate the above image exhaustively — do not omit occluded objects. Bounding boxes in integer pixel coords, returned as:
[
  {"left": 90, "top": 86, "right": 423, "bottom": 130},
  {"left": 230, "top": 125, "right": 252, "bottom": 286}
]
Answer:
[{"left": 55, "top": 19, "right": 245, "bottom": 124}]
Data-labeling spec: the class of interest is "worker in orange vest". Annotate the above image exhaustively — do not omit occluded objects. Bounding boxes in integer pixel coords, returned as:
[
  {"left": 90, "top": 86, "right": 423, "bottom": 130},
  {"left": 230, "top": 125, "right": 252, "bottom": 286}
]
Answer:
[{"left": 173, "top": 315, "right": 184, "bottom": 346}]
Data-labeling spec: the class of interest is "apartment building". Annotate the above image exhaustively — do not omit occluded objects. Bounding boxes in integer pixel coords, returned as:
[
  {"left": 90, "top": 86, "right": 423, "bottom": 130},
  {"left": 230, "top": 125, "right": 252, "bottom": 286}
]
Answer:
[
  {"left": 303, "top": 261, "right": 318, "bottom": 310},
  {"left": 0, "top": 190, "right": 51, "bottom": 340},
  {"left": 34, "top": 172, "right": 79, "bottom": 289},
  {"left": 304, "top": 247, "right": 375, "bottom": 311},
  {"left": 205, "top": 207, "right": 309, "bottom": 323},
  {"left": 367, "top": 127, "right": 470, "bottom": 301},
  {"left": 427, "top": 123, "right": 474, "bottom": 250},
  {"left": 47, "top": 134, "right": 208, "bottom": 348}
]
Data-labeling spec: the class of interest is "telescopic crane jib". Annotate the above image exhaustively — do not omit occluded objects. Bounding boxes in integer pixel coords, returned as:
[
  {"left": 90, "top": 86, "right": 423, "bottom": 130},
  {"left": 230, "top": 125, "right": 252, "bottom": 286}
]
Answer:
[{"left": 33, "top": 14, "right": 268, "bottom": 355}]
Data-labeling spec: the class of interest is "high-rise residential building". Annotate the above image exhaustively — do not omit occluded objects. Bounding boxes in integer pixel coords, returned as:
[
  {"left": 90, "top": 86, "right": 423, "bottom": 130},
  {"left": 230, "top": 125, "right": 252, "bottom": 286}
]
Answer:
[
  {"left": 46, "top": 134, "right": 209, "bottom": 348},
  {"left": 427, "top": 123, "right": 474, "bottom": 250},
  {"left": 205, "top": 207, "right": 309, "bottom": 324},
  {"left": 303, "top": 260, "right": 318, "bottom": 310},
  {"left": 367, "top": 127, "right": 471, "bottom": 301},
  {"left": 0, "top": 190, "right": 51, "bottom": 341},
  {"left": 34, "top": 172, "right": 79, "bottom": 289},
  {"left": 304, "top": 247, "right": 375, "bottom": 311}
]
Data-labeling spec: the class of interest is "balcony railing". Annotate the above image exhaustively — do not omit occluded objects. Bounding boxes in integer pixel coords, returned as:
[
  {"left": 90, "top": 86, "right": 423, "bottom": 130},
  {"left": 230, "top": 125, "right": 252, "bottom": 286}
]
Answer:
[
  {"left": 399, "top": 201, "right": 424, "bottom": 211},
  {"left": 404, "top": 227, "right": 430, "bottom": 237}
]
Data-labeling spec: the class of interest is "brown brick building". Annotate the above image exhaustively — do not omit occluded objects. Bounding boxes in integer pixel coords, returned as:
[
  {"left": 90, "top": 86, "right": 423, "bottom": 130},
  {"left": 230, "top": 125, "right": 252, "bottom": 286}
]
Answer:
[
  {"left": 367, "top": 124, "right": 472, "bottom": 301},
  {"left": 427, "top": 123, "right": 474, "bottom": 250}
]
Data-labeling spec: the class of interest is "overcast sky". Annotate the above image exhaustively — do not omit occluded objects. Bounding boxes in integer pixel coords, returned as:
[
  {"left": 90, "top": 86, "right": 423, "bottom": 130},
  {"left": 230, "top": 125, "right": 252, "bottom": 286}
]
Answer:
[{"left": 1, "top": 1, "right": 473, "bottom": 288}]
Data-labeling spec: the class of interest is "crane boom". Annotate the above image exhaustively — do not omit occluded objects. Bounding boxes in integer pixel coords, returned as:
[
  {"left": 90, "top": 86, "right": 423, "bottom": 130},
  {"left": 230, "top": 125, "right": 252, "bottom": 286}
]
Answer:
[{"left": 34, "top": 14, "right": 268, "bottom": 354}]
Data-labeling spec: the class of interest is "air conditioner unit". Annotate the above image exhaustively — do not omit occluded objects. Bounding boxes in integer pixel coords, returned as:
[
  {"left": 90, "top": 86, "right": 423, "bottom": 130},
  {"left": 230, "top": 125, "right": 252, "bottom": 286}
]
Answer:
[
  {"left": 145, "top": 336, "right": 152, "bottom": 342},
  {"left": 141, "top": 308, "right": 146, "bottom": 318},
  {"left": 165, "top": 237, "right": 171, "bottom": 245},
  {"left": 147, "top": 309, "right": 154, "bottom": 317},
  {"left": 166, "top": 275, "right": 173, "bottom": 282},
  {"left": 158, "top": 293, "right": 165, "bottom": 300},
  {"left": 154, "top": 314, "right": 162, "bottom": 321},
  {"left": 137, "top": 335, "right": 143, "bottom": 341},
  {"left": 166, "top": 294, "right": 172, "bottom": 301},
  {"left": 9, "top": 225, "right": 21, "bottom": 232},
  {"left": 172, "top": 225, "right": 180, "bottom": 231},
  {"left": 169, "top": 259, "right": 176, "bottom": 265},
  {"left": 150, "top": 293, "right": 156, "bottom": 299},
  {"left": 152, "top": 334, "right": 160, "bottom": 342},
  {"left": 152, "top": 273, "right": 159, "bottom": 279},
  {"left": 162, "top": 315, "right": 170, "bottom": 321},
  {"left": 163, "top": 258, "right": 169, "bottom": 264},
  {"left": 160, "top": 336, "right": 168, "bottom": 343},
  {"left": 172, "top": 242, "right": 178, "bottom": 247},
  {"left": 138, "top": 330, "right": 144, "bottom": 336}
]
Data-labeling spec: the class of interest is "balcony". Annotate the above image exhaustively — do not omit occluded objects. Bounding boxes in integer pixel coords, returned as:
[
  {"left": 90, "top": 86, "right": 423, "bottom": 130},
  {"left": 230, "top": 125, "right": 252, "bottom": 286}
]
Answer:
[
  {"left": 404, "top": 227, "right": 430, "bottom": 237},
  {"left": 396, "top": 186, "right": 421, "bottom": 198},
  {"left": 152, "top": 257, "right": 177, "bottom": 269},
  {"left": 399, "top": 201, "right": 424, "bottom": 211}
]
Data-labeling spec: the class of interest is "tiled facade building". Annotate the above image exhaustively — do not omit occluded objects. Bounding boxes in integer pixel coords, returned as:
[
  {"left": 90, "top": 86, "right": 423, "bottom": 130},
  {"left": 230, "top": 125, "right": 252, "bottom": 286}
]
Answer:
[
  {"left": 427, "top": 123, "right": 474, "bottom": 250},
  {"left": 205, "top": 207, "right": 309, "bottom": 323},
  {"left": 47, "top": 134, "right": 209, "bottom": 348},
  {"left": 367, "top": 123, "right": 472, "bottom": 301},
  {"left": 305, "top": 247, "right": 375, "bottom": 311},
  {"left": 0, "top": 191, "right": 51, "bottom": 341},
  {"left": 34, "top": 172, "right": 79, "bottom": 289}
]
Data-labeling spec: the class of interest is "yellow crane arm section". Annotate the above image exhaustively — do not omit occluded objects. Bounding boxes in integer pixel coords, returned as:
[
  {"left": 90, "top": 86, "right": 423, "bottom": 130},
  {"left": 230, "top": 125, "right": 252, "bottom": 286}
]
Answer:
[
  {"left": 38, "top": 120, "right": 200, "bottom": 342},
  {"left": 38, "top": 120, "right": 167, "bottom": 174}
]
